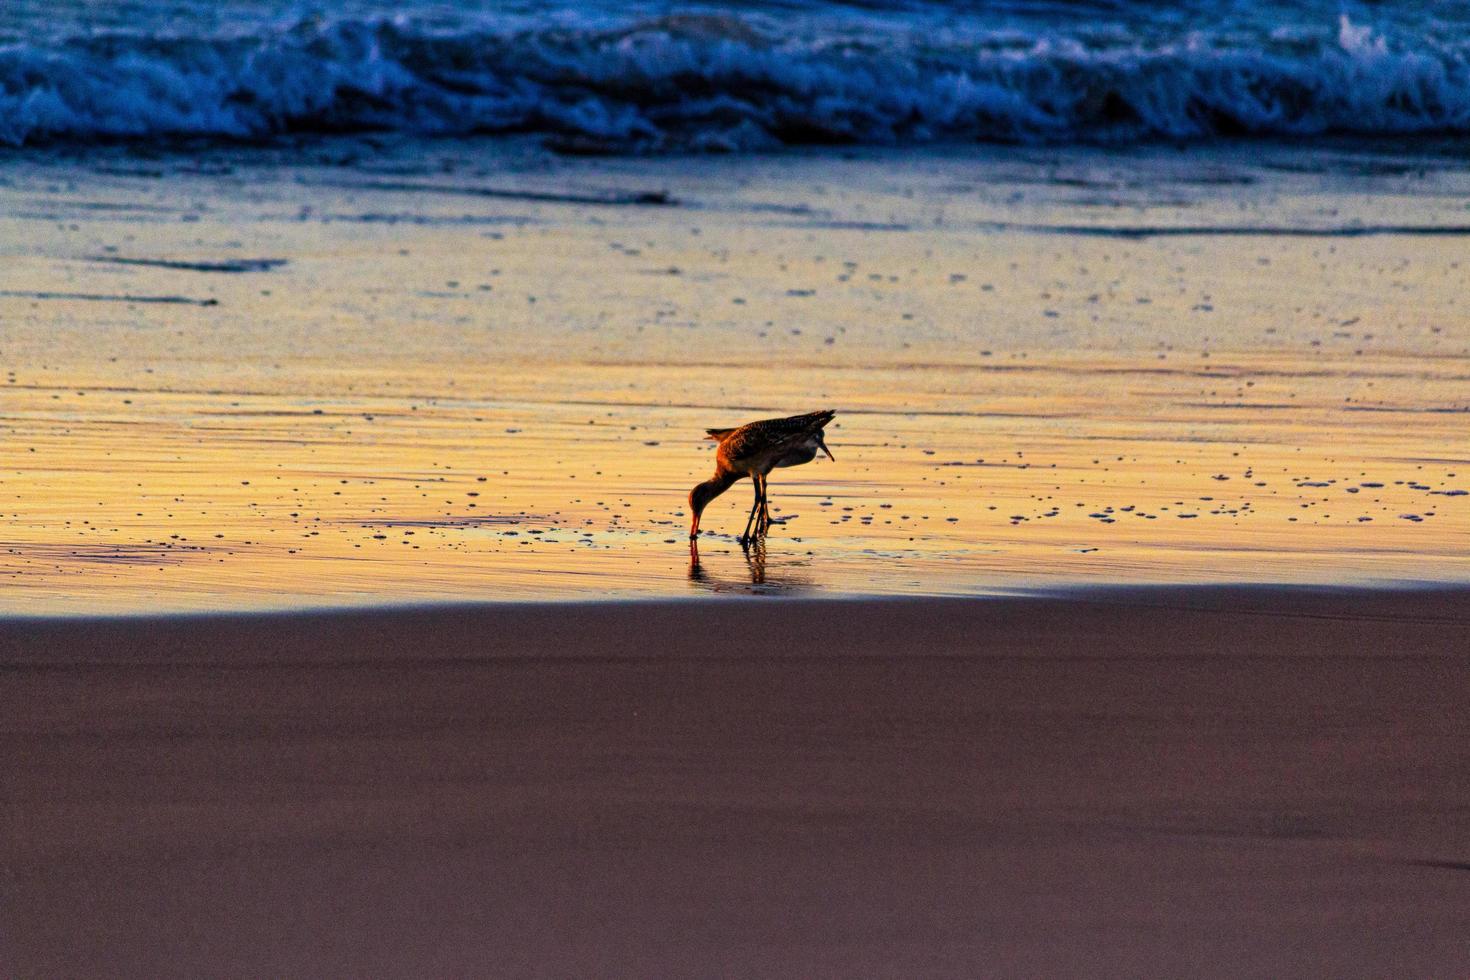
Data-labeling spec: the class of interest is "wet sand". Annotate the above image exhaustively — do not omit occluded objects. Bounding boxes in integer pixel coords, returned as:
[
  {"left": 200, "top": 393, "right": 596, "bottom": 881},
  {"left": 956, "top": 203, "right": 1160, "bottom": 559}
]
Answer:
[
  {"left": 6, "top": 587, "right": 1470, "bottom": 977},
  {"left": 3, "top": 139, "right": 1469, "bottom": 612}
]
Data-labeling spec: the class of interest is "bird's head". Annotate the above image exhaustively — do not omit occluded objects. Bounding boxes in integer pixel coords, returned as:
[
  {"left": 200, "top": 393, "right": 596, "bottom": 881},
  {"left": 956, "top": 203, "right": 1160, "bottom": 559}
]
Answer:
[{"left": 688, "top": 475, "right": 733, "bottom": 538}]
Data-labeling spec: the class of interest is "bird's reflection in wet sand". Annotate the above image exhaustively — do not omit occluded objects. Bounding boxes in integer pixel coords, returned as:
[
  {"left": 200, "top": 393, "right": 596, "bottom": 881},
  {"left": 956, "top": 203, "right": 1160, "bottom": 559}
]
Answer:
[{"left": 688, "top": 538, "right": 816, "bottom": 595}]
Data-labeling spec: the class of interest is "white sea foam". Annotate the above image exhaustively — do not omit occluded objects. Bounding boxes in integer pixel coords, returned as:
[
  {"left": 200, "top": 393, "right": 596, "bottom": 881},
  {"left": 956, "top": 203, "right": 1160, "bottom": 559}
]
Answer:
[{"left": 4, "top": 11, "right": 1470, "bottom": 150}]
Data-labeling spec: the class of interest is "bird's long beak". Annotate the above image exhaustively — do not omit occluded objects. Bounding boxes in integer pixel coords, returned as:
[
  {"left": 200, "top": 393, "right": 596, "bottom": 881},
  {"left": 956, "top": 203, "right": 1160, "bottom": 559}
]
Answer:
[{"left": 818, "top": 434, "right": 835, "bottom": 461}]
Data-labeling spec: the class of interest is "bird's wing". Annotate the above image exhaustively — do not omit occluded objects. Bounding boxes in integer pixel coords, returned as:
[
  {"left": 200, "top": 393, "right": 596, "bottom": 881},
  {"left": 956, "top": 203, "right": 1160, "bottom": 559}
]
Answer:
[
  {"left": 719, "top": 410, "right": 836, "bottom": 462},
  {"left": 793, "top": 409, "right": 836, "bottom": 431},
  {"left": 766, "top": 410, "right": 835, "bottom": 435}
]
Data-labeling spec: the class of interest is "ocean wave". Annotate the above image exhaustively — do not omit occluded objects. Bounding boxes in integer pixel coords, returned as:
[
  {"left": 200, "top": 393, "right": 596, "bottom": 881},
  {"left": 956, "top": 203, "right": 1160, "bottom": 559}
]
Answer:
[{"left": 4, "top": 12, "right": 1470, "bottom": 151}]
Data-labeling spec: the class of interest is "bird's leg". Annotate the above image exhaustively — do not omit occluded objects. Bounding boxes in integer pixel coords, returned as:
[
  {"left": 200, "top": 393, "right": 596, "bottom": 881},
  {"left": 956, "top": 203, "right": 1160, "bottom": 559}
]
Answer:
[
  {"left": 740, "top": 477, "right": 762, "bottom": 543},
  {"left": 758, "top": 474, "right": 773, "bottom": 532},
  {"left": 751, "top": 474, "right": 766, "bottom": 536}
]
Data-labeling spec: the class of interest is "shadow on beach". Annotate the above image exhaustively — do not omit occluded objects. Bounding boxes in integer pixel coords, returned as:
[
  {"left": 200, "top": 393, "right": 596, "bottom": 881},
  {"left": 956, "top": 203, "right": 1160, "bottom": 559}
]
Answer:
[{"left": 6, "top": 587, "right": 1470, "bottom": 975}]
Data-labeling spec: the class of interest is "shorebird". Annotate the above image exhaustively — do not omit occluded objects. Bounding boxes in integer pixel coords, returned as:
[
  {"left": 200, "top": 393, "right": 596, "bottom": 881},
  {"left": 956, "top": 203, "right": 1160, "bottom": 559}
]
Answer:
[{"left": 688, "top": 410, "right": 836, "bottom": 542}]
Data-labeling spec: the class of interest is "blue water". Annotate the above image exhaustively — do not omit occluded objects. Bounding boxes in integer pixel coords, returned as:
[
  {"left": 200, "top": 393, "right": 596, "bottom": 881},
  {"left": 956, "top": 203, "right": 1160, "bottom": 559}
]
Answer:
[{"left": 4, "top": 1, "right": 1470, "bottom": 150}]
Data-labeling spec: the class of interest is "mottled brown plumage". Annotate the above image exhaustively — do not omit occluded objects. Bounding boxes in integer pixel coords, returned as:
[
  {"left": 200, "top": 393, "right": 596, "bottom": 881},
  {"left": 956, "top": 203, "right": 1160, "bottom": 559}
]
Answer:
[{"left": 689, "top": 410, "right": 836, "bottom": 541}]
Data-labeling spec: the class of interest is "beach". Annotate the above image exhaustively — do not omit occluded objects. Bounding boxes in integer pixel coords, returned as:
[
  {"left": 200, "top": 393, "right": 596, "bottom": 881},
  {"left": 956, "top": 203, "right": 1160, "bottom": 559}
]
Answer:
[
  {"left": 6, "top": 587, "right": 1470, "bottom": 976},
  {"left": 6, "top": 5, "right": 1470, "bottom": 971}
]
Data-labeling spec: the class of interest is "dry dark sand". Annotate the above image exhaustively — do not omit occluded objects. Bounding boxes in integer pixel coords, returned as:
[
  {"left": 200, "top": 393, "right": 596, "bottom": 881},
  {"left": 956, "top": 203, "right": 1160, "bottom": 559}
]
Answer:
[{"left": 5, "top": 588, "right": 1470, "bottom": 977}]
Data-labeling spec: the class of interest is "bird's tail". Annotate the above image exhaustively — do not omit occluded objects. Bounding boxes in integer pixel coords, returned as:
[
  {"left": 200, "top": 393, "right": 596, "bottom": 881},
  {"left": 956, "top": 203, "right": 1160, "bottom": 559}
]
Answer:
[{"left": 705, "top": 427, "right": 736, "bottom": 441}]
